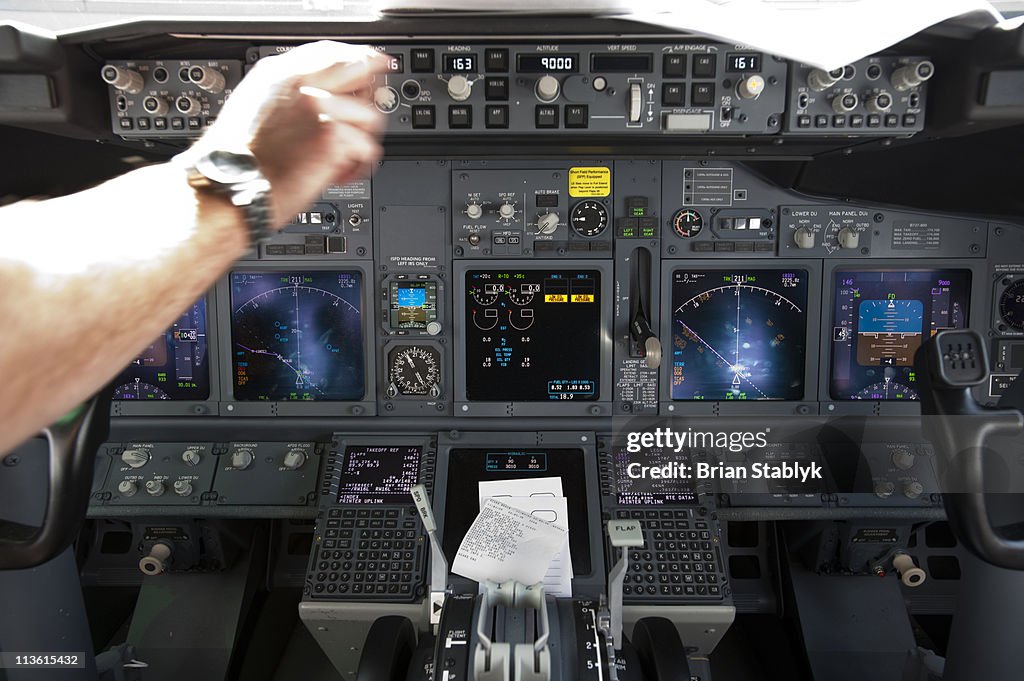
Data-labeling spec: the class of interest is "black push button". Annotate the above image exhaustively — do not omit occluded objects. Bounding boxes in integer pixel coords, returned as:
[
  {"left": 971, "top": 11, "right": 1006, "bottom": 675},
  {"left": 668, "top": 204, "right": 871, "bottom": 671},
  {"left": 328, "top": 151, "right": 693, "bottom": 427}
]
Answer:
[
  {"left": 485, "top": 77, "right": 509, "bottom": 101},
  {"left": 849, "top": 114, "right": 864, "bottom": 127},
  {"left": 410, "top": 49, "right": 434, "bottom": 73},
  {"left": 797, "top": 115, "right": 811, "bottom": 128},
  {"left": 692, "top": 53, "right": 717, "bottom": 77},
  {"left": 485, "top": 105, "right": 509, "bottom": 128},
  {"left": 663, "top": 53, "right": 686, "bottom": 77},
  {"left": 412, "top": 105, "right": 435, "bottom": 129},
  {"left": 485, "top": 48, "right": 509, "bottom": 72},
  {"left": 565, "top": 104, "right": 588, "bottom": 128},
  {"left": 867, "top": 114, "right": 882, "bottom": 127},
  {"left": 884, "top": 114, "right": 899, "bottom": 127},
  {"left": 662, "top": 83, "right": 684, "bottom": 106},
  {"left": 814, "top": 114, "right": 829, "bottom": 128},
  {"left": 118, "top": 117, "right": 133, "bottom": 130},
  {"left": 535, "top": 105, "right": 558, "bottom": 128},
  {"left": 171, "top": 117, "right": 184, "bottom": 130},
  {"left": 832, "top": 114, "right": 846, "bottom": 127},
  {"left": 136, "top": 117, "right": 151, "bottom": 130},
  {"left": 448, "top": 105, "right": 472, "bottom": 128},
  {"left": 154, "top": 118, "right": 167, "bottom": 130},
  {"left": 902, "top": 113, "right": 918, "bottom": 126},
  {"left": 691, "top": 83, "right": 715, "bottom": 106}
]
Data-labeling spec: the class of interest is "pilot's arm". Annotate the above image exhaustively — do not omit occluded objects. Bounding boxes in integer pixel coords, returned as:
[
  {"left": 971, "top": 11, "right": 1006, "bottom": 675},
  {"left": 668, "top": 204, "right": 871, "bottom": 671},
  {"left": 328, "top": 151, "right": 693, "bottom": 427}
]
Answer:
[{"left": 0, "top": 41, "right": 386, "bottom": 454}]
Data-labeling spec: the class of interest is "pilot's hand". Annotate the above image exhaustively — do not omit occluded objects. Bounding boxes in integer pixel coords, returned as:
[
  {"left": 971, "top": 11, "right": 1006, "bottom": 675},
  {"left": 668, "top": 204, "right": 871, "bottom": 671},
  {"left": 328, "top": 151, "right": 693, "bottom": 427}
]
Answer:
[{"left": 192, "top": 41, "right": 387, "bottom": 227}]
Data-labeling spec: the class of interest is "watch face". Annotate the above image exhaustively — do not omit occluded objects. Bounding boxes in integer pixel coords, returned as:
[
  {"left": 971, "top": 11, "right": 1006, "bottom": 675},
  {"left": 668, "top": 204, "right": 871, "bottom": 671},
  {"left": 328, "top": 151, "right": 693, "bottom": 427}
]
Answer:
[{"left": 200, "top": 150, "right": 261, "bottom": 185}]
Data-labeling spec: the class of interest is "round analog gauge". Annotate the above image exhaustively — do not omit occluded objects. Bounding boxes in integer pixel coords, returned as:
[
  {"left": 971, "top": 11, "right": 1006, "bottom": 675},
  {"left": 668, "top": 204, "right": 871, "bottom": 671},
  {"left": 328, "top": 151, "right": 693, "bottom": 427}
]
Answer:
[
  {"left": 114, "top": 379, "right": 169, "bottom": 400},
  {"left": 672, "top": 209, "right": 704, "bottom": 238},
  {"left": 506, "top": 283, "right": 538, "bottom": 306},
  {"left": 999, "top": 279, "right": 1024, "bottom": 330},
  {"left": 389, "top": 346, "right": 441, "bottom": 396},
  {"left": 570, "top": 200, "right": 609, "bottom": 238},
  {"left": 854, "top": 380, "right": 918, "bottom": 400},
  {"left": 471, "top": 283, "right": 501, "bottom": 306}
]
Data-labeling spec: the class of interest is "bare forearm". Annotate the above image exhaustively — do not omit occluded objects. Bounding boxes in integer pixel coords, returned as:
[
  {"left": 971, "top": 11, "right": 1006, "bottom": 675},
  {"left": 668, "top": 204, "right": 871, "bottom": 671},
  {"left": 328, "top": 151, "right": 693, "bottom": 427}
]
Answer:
[{"left": 0, "top": 162, "right": 247, "bottom": 453}]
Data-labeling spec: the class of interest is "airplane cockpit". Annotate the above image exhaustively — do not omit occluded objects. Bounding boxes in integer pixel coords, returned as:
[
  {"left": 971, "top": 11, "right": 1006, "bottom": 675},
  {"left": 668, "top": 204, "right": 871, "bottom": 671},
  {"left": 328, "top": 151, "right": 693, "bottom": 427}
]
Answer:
[{"left": 3, "top": 2, "right": 1024, "bottom": 680}]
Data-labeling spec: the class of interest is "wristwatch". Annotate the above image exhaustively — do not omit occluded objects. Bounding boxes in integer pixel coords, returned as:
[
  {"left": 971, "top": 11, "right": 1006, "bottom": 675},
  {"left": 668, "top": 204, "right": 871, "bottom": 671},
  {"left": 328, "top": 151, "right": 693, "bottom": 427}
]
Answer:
[{"left": 184, "top": 148, "right": 274, "bottom": 245}]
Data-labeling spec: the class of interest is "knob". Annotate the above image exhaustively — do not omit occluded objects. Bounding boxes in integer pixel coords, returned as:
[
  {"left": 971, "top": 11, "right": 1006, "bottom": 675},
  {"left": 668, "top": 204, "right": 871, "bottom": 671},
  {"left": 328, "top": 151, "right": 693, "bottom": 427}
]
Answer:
[
  {"left": 837, "top": 227, "right": 860, "bottom": 249},
  {"left": 188, "top": 65, "right": 225, "bottom": 94},
  {"left": 891, "top": 60, "right": 935, "bottom": 91},
  {"left": 141, "top": 96, "right": 169, "bottom": 116},
  {"left": 121, "top": 449, "right": 150, "bottom": 469},
  {"left": 426, "top": 321, "right": 443, "bottom": 336},
  {"left": 101, "top": 65, "right": 144, "bottom": 94},
  {"left": 139, "top": 543, "right": 172, "bottom": 576},
  {"left": 230, "top": 449, "right": 254, "bottom": 470},
  {"left": 145, "top": 479, "right": 165, "bottom": 497},
  {"left": 182, "top": 450, "right": 202, "bottom": 467},
  {"left": 175, "top": 95, "right": 201, "bottom": 115},
  {"left": 499, "top": 203, "right": 516, "bottom": 220},
  {"left": 283, "top": 449, "right": 307, "bottom": 470},
  {"left": 807, "top": 67, "right": 845, "bottom": 92},
  {"left": 466, "top": 203, "right": 483, "bottom": 219},
  {"left": 173, "top": 479, "right": 193, "bottom": 497},
  {"left": 794, "top": 227, "right": 816, "bottom": 249},
  {"left": 865, "top": 91, "right": 893, "bottom": 114},
  {"left": 117, "top": 480, "right": 138, "bottom": 497},
  {"left": 535, "top": 75, "right": 560, "bottom": 103},
  {"left": 891, "top": 449, "right": 915, "bottom": 470},
  {"left": 893, "top": 553, "right": 927, "bottom": 587},
  {"left": 903, "top": 481, "right": 924, "bottom": 500},
  {"left": 468, "top": 233, "right": 481, "bottom": 246},
  {"left": 832, "top": 92, "right": 858, "bottom": 113},
  {"left": 737, "top": 75, "right": 765, "bottom": 100},
  {"left": 374, "top": 86, "right": 399, "bottom": 113},
  {"left": 536, "top": 212, "right": 559, "bottom": 235},
  {"left": 874, "top": 481, "right": 895, "bottom": 499},
  {"left": 447, "top": 75, "right": 472, "bottom": 102}
]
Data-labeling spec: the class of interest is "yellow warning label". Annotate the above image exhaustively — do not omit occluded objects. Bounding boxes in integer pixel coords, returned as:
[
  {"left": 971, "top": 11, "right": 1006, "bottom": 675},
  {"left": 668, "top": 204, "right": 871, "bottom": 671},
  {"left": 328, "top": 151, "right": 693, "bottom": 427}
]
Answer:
[
  {"left": 568, "top": 167, "right": 611, "bottom": 198},
  {"left": 571, "top": 294, "right": 595, "bottom": 303},
  {"left": 545, "top": 295, "right": 568, "bottom": 303}
]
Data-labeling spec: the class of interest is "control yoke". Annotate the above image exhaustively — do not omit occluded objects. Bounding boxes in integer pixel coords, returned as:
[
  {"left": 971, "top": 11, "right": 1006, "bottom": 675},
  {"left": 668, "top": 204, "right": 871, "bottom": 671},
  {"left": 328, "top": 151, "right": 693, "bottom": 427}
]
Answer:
[
  {"left": 917, "top": 330, "right": 1024, "bottom": 570},
  {"left": 0, "top": 387, "right": 111, "bottom": 570}
]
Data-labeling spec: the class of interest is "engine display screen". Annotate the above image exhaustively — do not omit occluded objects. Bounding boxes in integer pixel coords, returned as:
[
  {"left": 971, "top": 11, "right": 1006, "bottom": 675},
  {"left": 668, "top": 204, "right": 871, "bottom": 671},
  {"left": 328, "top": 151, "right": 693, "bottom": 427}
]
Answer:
[
  {"left": 614, "top": 448, "right": 697, "bottom": 505},
  {"left": 831, "top": 269, "right": 971, "bottom": 400},
  {"left": 113, "top": 300, "right": 209, "bottom": 400},
  {"left": 671, "top": 269, "right": 809, "bottom": 400},
  {"left": 464, "top": 269, "right": 601, "bottom": 401},
  {"left": 230, "top": 271, "right": 364, "bottom": 401},
  {"left": 443, "top": 448, "right": 592, "bottom": 574},
  {"left": 389, "top": 280, "right": 438, "bottom": 329},
  {"left": 336, "top": 445, "right": 420, "bottom": 505}
]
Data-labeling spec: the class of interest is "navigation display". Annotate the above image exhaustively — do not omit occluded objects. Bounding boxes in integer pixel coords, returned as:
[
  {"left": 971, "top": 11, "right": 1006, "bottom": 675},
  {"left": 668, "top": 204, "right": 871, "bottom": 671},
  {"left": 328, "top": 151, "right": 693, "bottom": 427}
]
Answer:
[
  {"left": 336, "top": 445, "right": 420, "bottom": 504},
  {"left": 230, "top": 271, "right": 364, "bottom": 401},
  {"left": 613, "top": 448, "right": 697, "bottom": 505},
  {"left": 443, "top": 448, "right": 592, "bottom": 574},
  {"left": 670, "top": 269, "right": 809, "bottom": 400},
  {"left": 113, "top": 300, "right": 209, "bottom": 400},
  {"left": 830, "top": 269, "right": 971, "bottom": 400},
  {"left": 464, "top": 269, "right": 601, "bottom": 401}
]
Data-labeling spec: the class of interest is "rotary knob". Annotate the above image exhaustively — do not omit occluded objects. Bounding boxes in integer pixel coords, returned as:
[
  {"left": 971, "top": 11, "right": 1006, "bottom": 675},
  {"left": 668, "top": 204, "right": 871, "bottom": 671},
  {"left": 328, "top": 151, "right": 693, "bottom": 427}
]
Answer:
[
  {"left": 465, "top": 203, "right": 483, "bottom": 219},
  {"left": 447, "top": 75, "right": 472, "bottom": 102},
  {"left": 117, "top": 480, "right": 138, "bottom": 497},
  {"left": 182, "top": 450, "right": 202, "bottom": 467},
  {"left": 865, "top": 91, "right": 893, "bottom": 114},
  {"left": 282, "top": 449, "right": 307, "bottom": 470},
  {"left": 426, "top": 321, "right": 442, "bottom": 336},
  {"left": 499, "top": 203, "right": 516, "bottom": 220},
  {"left": 188, "top": 66, "right": 225, "bottom": 94},
  {"left": 175, "top": 95, "right": 201, "bottom": 115},
  {"left": 831, "top": 92, "right": 858, "bottom": 113},
  {"left": 536, "top": 212, "right": 559, "bottom": 235},
  {"left": 891, "top": 61, "right": 935, "bottom": 91},
  {"left": 230, "top": 449, "right": 254, "bottom": 471},
  {"left": 145, "top": 480, "right": 165, "bottom": 497},
  {"left": 904, "top": 481, "right": 924, "bottom": 500},
  {"left": 837, "top": 227, "right": 860, "bottom": 249},
  {"left": 173, "top": 479, "right": 193, "bottom": 497},
  {"left": 101, "top": 65, "right": 144, "bottom": 94},
  {"left": 891, "top": 449, "right": 916, "bottom": 470},
  {"left": 807, "top": 67, "right": 844, "bottom": 92},
  {"left": 142, "top": 96, "right": 170, "bottom": 116},
  {"left": 737, "top": 75, "right": 765, "bottom": 100},
  {"left": 373, "top": 86, "right": 399, "bottom": 113},
  {"left": 794, "top": 227, "right": 816, "bottom": 249},
  {"left": 121, "top": 449, "right": 150, "bottom": 469},
  {"left": 874, "top": 481, "right": 896, "bottom": 499},
  {"left": 535, "top": 75, "right": 560, "bottom": 103}
]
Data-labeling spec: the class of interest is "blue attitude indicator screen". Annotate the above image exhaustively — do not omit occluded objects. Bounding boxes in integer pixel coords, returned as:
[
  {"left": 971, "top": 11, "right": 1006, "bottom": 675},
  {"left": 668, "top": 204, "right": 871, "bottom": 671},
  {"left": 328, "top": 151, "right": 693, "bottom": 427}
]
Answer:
[
  {"left": 671, "top": 270, "right": 809, "bottom": 400},
  {"left": 230, "top": 271, "right": 364, "bottom": 401},
  {"left": 464, "top": 269, "right": 601, "bottom": 401},
  {"left": 113, "top": 300, "right": 209, "bottom": 400},
  {"left": 831, "top": 269, "right": 971, "bottom": 400}
]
